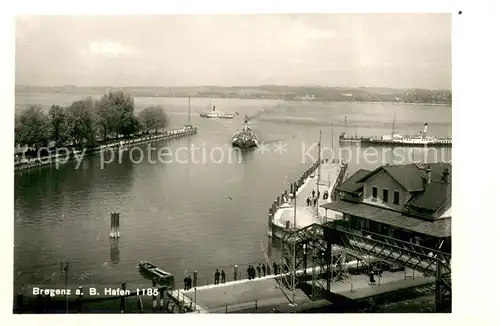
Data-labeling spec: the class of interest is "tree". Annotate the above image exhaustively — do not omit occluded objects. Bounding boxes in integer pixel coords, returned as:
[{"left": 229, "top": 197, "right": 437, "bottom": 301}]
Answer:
[
  {"left": 15, "top": 106, "right": 50, "bottom": 150},
  {"left": 97, "top": 91, "right": 139, "bottom": 138},
  {"left": 49, "top": 104, "right": 70, "bottom": 146},
  {"left": 138, "top": 106, "right": 169, "bottom": 134},
  {"left": 65, "top": 98, "right": 98, "bottom": 147}
]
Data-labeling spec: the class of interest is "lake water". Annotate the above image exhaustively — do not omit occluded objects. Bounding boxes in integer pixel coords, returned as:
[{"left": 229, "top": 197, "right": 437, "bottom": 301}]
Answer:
[{"left": 14, "top": 94, "right": 452, "bottom": 292}]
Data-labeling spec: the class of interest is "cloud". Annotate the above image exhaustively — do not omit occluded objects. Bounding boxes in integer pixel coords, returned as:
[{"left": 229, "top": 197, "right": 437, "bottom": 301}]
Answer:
[{"left": 84, "top": 41, "right": 138, "bottom": 57}]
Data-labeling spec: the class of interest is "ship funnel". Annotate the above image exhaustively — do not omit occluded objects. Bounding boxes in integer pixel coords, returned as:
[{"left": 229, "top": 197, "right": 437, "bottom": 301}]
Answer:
[
  {"left": 213, "top": 106, "right": 216, "bottom": 112},
  {"left": 423, "top": 123, "right": 428, "bottom": 137}
]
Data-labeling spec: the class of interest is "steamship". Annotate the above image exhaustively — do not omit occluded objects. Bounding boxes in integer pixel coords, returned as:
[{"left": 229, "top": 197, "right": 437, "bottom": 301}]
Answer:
[
  {"left": 360, "top": 123, "right": 452, "bottom": 147},
  {"left": 231, "top": 115, "right": 259, "bottom": 149},
  {"left": 200, "top": 103, "right": 235, "bottom": 119}
]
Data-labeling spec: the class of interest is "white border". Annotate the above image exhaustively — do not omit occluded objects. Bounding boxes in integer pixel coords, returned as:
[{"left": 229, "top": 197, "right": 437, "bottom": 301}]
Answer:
[{"left": 2, "top": 0, "right": 499, "bottom": 324}]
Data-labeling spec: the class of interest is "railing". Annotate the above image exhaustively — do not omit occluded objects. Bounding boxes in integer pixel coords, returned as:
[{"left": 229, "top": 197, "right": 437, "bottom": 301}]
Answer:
[
  {"left": 331, "top": 160, "right": 348, "bottom": 201},
  {"left": 14, "top": 127, "right": 197, "bottom": 171}
]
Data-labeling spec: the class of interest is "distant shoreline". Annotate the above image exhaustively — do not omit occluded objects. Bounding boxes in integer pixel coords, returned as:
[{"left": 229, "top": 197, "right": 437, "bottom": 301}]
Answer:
[
  {"left": 15, "top": 85, "right": 452, "bottom": 106},
  {"left": 15, "top": 92, "right": 451, "bottom": 107}
]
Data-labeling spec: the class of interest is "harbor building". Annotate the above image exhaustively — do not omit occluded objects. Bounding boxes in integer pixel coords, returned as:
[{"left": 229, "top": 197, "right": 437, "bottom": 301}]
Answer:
[{"left": 321, "top": 162, "right": 451, "bottom": 252}]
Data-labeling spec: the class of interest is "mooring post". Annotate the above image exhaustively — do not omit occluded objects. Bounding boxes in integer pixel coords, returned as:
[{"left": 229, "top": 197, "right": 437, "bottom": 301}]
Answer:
[
  {"left": 233, "top": 265, "right": 238, "bottom": 281},
  {"left": 152, "top": 280, "right": 157, "bottom": 312},
  {"left": 116, "top": 212, "right": 120, "bottom": 237},
  {"left": 110, "top": 212, "right": 115, "bottom": 238},
  {"left": 193, "top": 271, "right": 198, "bottom": 287},
  {"left": 120, "top": 283, "right": 126, "bottom": 313}
]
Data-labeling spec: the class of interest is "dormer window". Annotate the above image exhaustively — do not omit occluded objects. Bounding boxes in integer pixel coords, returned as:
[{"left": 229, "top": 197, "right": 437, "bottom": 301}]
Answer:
[
  {"left": 372, "top": 186, "right": 377, "bottom": 199},
  {"left": 394, "top": 190, "right": 400, "bottom": 205}
]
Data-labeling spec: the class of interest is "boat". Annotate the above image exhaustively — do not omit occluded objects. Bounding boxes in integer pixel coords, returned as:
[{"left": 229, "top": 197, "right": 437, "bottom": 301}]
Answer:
[
  {"left": 360, "top": 120, "right": 452, "bottom": 148},
  {"left": 231, "top": 115, "right": 259, "bottom": 149},
  {"left": 200, "top": 102, "right": 235, "bottom": 119},
  {"left": 138, "top": 261, "right": 175, "bottom": 287}
]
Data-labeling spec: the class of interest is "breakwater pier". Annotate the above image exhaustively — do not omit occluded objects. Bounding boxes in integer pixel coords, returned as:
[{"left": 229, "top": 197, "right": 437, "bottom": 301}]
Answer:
[{"left": 14, "top": 125, "right": 197, "bottom": 172}]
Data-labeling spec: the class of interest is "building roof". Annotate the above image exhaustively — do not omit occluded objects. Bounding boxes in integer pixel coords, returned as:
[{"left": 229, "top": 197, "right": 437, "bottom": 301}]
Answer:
[
  {"left": 336, "top": 169, "right": 371, "bottom": 193},
  {"left": 321, "top": 200, "right": 451, "bottom": 238},
  {"left": 357, "top": 162, "right": 451, "bottom": 192},
  {"left": 406, "top": 181, "right": 451, "bottom": 211}
]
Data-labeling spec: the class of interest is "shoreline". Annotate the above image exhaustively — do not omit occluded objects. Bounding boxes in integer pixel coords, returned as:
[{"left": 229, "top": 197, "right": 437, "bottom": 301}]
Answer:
[{"left": 14, "top": 91, "right": 452, "bottom": 107}]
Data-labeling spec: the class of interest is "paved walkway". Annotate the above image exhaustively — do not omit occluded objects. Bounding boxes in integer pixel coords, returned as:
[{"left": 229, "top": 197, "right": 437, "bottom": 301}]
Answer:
[
  {"left": 181, "top": 267, "right": 427, "bottom": 313},
  {"left": 273, "top": 163, "right": 339, "bottom": 229}
]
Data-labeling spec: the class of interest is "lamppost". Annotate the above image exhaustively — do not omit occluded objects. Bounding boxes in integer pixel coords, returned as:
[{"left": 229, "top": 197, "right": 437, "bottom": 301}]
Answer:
[{"left": 63, "top": 261, "right": 69, "bottom": 313}]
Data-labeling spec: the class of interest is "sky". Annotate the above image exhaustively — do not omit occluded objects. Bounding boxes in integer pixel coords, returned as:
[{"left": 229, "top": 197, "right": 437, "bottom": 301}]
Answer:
[{"left": 15, "top": 14, "right": 451, "bottom": 89}]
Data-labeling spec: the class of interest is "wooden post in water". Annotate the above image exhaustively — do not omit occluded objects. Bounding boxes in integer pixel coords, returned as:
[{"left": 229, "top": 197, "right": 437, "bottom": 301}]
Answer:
[{"left": 110, "top": 212, "right": 121, "bottom": 238}]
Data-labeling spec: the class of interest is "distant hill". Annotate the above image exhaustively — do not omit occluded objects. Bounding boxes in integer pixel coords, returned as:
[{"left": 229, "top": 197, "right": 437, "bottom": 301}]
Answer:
[{"left": 15, "top": 85, "right": 452, "bottom": 104}]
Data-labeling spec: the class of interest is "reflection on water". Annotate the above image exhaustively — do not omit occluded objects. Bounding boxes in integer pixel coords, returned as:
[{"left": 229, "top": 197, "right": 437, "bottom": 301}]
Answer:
[{"left": 110, "top": 239, "right": 120, "bottom": 264}]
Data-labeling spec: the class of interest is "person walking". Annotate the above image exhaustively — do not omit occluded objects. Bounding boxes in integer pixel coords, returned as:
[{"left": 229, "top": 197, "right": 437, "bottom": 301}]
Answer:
[
  {"left": 262, "top": 263, "right": 266, "bottom": 277},
  {"left": 214, "top": 269, "right": 220, "bottom": 285},
  {"left": 247, "top": 265, "right": 252, "bottom": 280},
  {"left": 256, "top": 264, "right": 262, "bottom": 277},
  {"left": 221, "top": 269, "right": 226, "bottom": 284},
  {"left": 183, "top": 276, "right": 189, "bottom": 291},
  {"left": 187, "top": 275, "right": 192, "bottom": 290},
  {"left": 251, "top": 265, "right": 256, "bottom": 279}
]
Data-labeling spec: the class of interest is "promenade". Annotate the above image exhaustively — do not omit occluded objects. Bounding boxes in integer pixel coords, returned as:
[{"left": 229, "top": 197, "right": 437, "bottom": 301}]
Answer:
[
  {"left": 180, "top": 266, "right": 430, "bottom": 313},
  {"left": 273, "top": 162, "right": 340, "bottom": 229}
]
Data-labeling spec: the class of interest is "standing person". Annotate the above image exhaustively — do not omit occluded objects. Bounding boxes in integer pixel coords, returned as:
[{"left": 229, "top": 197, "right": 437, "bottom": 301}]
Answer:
[
  {"left": 313, "top": 197, "right": 318, "bottom": 207},
  {"left": 187, "top": 275, "right": 192, "bottom": 290},
  {"left": 312, "top": 190, "right": 315, "bottom": 198},
  {"left": 221, "top": 269, "right": 226, "bottom": 284},
  {"left": 251, "top": 265, "right": 256, "bottom": 279},
  {"left": 247, "top": 265, "right": 252, "bottom": 280},
  {"left": 306, "top": 197, "right": 311, "bottom": 206},
  {"left": 214, "top": 269, "right": 220, "bottom": 285},
  {"left": 273, "top": 262, "right": 278, "bottom": 275},
  {"left": 256, "top": 264, "right": 262, "bottom": 277},
  {"left": 262, "top": 263, "right": 266, "bottom": 277},
  {"left": 369, "top": 269, "right": 376, "bottom": 285},
  {"left": 183, "top": 276, "right": 188, "bottom": 291}
]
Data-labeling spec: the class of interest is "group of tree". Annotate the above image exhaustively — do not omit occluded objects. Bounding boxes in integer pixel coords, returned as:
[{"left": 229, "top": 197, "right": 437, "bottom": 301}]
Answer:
[{"left": 15, "top": 91, "right": 170, "bottom": 151}]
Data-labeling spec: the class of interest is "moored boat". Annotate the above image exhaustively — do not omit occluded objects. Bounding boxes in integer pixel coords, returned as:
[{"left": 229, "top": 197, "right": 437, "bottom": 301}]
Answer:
[
  {"left": 138, "top": 261, "right": 175, "bottom": 288},
  {"left": 360, "top": 123, "right": 452, "bottom": 147}
]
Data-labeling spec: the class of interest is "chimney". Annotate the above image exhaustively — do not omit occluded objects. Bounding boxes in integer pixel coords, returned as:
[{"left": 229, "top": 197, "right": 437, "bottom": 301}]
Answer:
[
  {"left": 442, "top": 168, "right": 449, "bottom": 182},
  {"left": 426, "top": 165, "right": 432, "bottom": 184}
]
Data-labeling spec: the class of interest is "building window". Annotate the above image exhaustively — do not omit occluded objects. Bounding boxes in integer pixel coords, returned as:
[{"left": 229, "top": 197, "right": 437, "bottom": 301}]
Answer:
[
  {"left": 372, "top": 186, "right": 377, "bottom": 199},
  {"left": 394, "top": 190, "right": 400, "bottom": 205},
  {"left": 383, "top": 189, "right": 388, "bottom": 202}
]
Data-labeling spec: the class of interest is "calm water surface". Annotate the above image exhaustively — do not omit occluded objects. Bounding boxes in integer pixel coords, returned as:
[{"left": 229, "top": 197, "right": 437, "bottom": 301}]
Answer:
[{"left": 14, "top": 94, "right": 452, "bottom": 291}]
